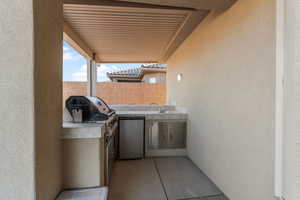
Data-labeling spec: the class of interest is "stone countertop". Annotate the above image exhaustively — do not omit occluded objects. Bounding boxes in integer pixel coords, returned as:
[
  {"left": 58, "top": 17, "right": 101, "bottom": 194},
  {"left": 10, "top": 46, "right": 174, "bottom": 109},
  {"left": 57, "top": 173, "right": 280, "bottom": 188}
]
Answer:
[
  {"left": 62, "top": 121, "right": 106, "bottom": 139},
  {"left": 57, "top": 187, "right": 108, "bottom": 200},
  {"left": 110, "top": 104, "right": 176, "bottom": 111},
  {"left": 63, "top": 121, "right": 105, "bottom": 128},
  {"left": 116, "top": 111, "right": 188, "bottom": 120}
]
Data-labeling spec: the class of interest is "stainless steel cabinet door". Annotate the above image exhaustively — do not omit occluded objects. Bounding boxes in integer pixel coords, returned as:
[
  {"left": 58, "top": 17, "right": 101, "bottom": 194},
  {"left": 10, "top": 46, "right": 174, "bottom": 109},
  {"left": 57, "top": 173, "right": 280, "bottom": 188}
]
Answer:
[
  {"left": 148, "top": 120, "right": 187, "bottom": 149},
  {"left": 167, "top": 121, "right": 186, "bottom": 148},
  {"left": 119, "top": 118, "right": 144, "bottom": 159},
  {"left": 158, "top": 122, "right": 169, "bottom": 148}
]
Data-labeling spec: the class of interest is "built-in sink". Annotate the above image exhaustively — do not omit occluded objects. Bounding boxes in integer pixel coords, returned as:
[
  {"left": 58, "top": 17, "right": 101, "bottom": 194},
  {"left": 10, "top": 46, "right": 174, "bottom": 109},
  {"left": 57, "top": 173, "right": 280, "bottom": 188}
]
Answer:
[
  {"left": 158, "top": 109, "right": 180, "bottom": 114},
  {"left": 158, "top": 108, "right": 168, "bottom": 113}
]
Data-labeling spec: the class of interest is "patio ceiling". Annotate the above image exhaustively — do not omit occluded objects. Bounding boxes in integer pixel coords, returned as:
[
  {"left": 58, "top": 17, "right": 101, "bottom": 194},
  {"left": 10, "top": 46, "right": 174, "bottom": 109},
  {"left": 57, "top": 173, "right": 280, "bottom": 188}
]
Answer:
[
  {"left": 63, "top": 0, "right": 236, "bottom": 63},
  {"left": 116, "top": 0, "right": 238, "bottom": 10}
]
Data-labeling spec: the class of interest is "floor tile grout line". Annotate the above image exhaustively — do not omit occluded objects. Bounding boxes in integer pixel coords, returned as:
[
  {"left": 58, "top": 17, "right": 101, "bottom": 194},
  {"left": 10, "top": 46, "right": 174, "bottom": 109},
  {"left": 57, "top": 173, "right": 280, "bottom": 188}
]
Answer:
[
  {"left": 176, "top": 195, "right": 223, "bottom": 200},
  {"left": 152, "top": 158, "right": 169, "bottom": 200},
  {"left": 176, "top": 194, "right": 225, "bottom": 200},
  {"left": 203, "top": 194, "right": 224, "bottom": 198}
]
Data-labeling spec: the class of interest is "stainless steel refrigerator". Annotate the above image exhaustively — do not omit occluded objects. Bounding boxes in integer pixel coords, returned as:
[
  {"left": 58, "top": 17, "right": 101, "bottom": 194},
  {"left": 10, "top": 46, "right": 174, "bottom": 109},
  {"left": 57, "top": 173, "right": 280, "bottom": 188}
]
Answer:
[{"left": 119, "top": 117, "right": 145, "bottom": 159}]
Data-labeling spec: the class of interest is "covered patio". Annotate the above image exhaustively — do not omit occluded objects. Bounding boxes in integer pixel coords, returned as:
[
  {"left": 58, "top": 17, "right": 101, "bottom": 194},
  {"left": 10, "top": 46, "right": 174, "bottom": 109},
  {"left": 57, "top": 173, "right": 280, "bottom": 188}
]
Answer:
[{"left": 1, "top": 0, "right": 299, "bottom": 200}]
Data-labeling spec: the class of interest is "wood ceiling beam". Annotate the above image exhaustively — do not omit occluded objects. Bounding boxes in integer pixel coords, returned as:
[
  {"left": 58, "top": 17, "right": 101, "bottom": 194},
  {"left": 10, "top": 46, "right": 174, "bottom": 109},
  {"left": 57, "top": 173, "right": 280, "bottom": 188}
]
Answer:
[
  {"left": 63, "top": 22, "right": 96, "bottom": 60},
  {"left": 160, "top": 9, "right": 209, "bottom": 62}
]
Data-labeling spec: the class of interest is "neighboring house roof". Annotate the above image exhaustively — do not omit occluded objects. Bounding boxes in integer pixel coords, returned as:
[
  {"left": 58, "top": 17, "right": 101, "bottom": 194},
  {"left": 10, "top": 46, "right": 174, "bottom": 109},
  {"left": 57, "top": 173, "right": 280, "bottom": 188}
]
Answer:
[{"left": 107, "top": 64, "right": 166, "bottom": 81}]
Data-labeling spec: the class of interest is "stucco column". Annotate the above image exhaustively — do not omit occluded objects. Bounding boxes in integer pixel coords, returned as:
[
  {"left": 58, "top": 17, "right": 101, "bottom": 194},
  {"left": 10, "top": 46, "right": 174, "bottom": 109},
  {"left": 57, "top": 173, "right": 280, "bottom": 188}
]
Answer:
[
  {"left": 0, "top": 0, "right": 63, "bottom": 200},
  {"left": 0, "top": 0, "right": 36, "bottom": 199},
  {"left": 87, "top": 58, "right": 97, "bottom": 97},
  {"left": 280, "top": 0, "right": 300, "bottom": 199}
]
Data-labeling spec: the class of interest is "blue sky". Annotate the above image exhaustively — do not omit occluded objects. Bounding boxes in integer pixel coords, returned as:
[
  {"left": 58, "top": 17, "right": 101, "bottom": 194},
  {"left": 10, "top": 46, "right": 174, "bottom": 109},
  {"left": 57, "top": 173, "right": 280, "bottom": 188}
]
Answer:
[{"left": 63, "top": 41, "right": 143, "bottom": 82}]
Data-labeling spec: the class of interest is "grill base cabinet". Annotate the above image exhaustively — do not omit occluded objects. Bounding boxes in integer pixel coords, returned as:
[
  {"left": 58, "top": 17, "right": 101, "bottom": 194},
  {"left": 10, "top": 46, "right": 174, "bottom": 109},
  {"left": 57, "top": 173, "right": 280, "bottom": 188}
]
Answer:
[
  {"left": 146, "top": 120, "right": 187, "bottom": 157},
  {"left": 62, "top": 137, "right": 106, "bottom": 189}
]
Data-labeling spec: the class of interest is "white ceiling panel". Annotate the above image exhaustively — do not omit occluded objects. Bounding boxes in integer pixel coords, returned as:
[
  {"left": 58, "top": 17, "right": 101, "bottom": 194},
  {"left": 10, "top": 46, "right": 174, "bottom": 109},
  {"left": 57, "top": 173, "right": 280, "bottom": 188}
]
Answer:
[{"left": 64, "top": 1, "right": 208, "bottom": 62}]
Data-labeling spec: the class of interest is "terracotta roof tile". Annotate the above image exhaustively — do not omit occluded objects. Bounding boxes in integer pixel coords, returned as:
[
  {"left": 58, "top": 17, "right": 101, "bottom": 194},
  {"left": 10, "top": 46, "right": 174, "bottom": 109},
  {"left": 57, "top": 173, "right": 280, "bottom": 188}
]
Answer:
[{"left": 107, "top": 64, "right": 166, "bottom": 81}]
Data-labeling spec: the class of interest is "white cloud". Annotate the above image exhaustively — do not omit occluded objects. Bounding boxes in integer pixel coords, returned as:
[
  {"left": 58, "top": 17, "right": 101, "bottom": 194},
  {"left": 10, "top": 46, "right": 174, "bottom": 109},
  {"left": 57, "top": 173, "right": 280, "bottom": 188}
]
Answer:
[
  {"left": 71, "top": 64, "right": 87, "bottom": 81},
  {"left": 97, "top": 64, "right": 119, "bottom": 82},
  {"left": 70, "top": 64, "right": 123, "bottom": 82},
  {"left": 63, "top": 45, "right": 74, "bottom": 61},
  {"left": 63, "top": 46, "right": 69, "bottom": 51},
  {"left": 63, "top": 52, "right": 74, "bottom": 61},
  {"left": 63, "top": 45, "right": 80, "bottom": 61}
]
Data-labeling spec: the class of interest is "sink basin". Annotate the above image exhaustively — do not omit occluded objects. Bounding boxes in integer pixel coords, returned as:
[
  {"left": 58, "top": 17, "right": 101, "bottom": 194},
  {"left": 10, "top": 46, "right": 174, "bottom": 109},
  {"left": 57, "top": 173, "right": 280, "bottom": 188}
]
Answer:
[
  {"left": 158, "top": 108, "right": 169, "bottom": 113},
  {"left": 157, "top": 110, "right": 179, "bottom": 114}
]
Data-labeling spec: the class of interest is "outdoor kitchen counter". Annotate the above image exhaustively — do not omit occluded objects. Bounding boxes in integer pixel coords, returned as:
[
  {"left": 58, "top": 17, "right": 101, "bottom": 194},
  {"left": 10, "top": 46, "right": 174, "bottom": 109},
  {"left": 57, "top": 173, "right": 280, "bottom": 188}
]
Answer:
[
  {"left": 116, "top": 111, "right": 188, "bottom": 120},
  {"left": 61, "top": 122, "right": 106, "bottom": 188},
  {"left": 61, "top": 122, "right": 106, "bottom": 139}
]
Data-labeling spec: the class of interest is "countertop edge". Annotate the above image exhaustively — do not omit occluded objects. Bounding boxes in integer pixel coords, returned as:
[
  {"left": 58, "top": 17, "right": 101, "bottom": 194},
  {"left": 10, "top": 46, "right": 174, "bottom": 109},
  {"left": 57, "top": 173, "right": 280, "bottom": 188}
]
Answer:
[{"left": 61, "top": 122, "right": 105, "bottom": 139}]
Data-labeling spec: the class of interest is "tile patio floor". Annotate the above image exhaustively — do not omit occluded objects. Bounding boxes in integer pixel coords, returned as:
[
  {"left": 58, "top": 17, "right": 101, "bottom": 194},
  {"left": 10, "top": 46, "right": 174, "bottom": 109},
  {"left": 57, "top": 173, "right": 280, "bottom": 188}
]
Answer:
[{"left": 109, "top": 157, "right": 228, "bottom": 200}]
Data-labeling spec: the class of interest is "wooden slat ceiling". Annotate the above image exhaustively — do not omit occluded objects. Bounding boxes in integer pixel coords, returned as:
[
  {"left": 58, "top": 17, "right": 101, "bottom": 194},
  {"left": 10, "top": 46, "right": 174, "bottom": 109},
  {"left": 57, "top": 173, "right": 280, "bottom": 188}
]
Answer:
[
  {"left": 64, "top": 1, "right": 209, "bottom": 63},
  {"left": 116, "top": 0, "right": 238, "bottom": 10}
]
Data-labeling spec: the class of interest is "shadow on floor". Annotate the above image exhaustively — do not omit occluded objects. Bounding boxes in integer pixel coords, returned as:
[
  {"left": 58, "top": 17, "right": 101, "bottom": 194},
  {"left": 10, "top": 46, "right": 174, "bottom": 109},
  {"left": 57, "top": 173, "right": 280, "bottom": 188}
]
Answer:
[{"left": 108, "top": 157, "right": 228, "bottom": 200}]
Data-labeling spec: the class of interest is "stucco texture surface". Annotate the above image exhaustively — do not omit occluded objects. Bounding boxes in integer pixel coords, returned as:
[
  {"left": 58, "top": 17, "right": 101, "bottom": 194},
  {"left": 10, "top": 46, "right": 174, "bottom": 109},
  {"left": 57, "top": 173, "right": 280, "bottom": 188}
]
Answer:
[
  {"left": 34, "top": 0, "right": 63, "bottom": 199},
  {"left": 0, "top": 0, "right": 35, "bottom": 199},
  {"left": 167, "top": 0, "right": 276, "bottom": 199}
]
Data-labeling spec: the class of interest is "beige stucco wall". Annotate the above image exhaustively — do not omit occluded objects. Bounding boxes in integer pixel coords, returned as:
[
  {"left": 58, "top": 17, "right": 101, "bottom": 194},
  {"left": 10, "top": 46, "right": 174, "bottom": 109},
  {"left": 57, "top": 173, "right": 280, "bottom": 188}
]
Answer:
[
  {"left": 34, "top": 0, "right": 63, "bottom": 199},
  {"left": 1, "top": 0, "right": 63, "bottom": 199},
  {"left": 167, "top": 0, "right": 276, "bottom": 200},
  {"left": 0, "top": 0, "right": 35, "bottom": 199},
  {"left": 282, "top": 0, "right": 300, "bottom": 199}
]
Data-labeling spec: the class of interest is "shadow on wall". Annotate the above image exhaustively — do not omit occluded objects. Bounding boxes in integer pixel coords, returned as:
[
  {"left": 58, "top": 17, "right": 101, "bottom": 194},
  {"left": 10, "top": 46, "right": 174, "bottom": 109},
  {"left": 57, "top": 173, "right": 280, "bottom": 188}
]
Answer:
[{"left": 63, "top": 82, "right": 166, "bottom": 105}]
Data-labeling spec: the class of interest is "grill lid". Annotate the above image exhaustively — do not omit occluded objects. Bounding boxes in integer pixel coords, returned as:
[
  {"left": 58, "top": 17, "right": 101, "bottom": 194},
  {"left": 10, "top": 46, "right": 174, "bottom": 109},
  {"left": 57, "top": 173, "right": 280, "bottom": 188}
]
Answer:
[{"left": 66, "top": 96, "right": 115, "bottom": 122}]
